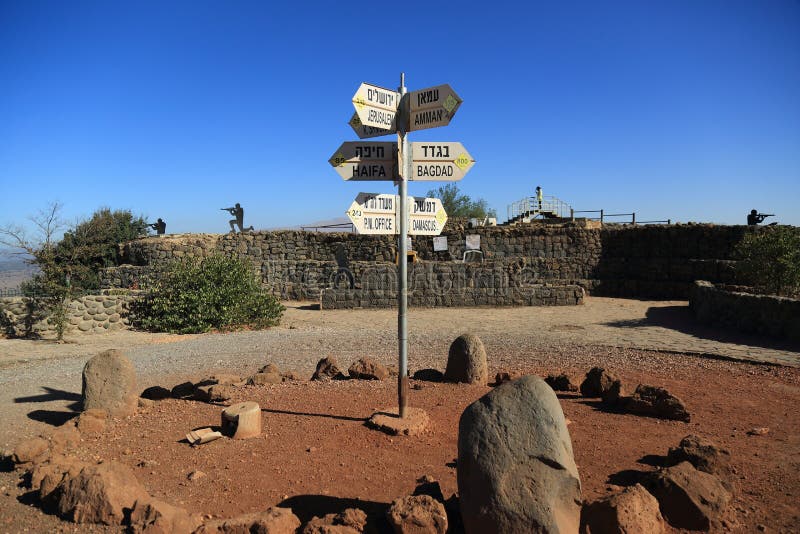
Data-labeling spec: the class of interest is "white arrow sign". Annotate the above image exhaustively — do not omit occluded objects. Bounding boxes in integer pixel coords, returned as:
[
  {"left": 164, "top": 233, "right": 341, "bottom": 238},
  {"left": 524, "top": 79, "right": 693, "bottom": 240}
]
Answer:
[
  {"left": 410, "top": 142, "right": 475, "bottom": 181},
  {"left": 349, "top": 112, "right": 395, "bottom": 139},
  {"left": 329, "top": 142, "right": 397, "bottom": 181},
  {"left": 352, "top": 82, "right": 400, "bottom": 131},
  {"left": 346, "top": 193, "right": 447, "bottom": 235},
  {"left": 408, "top": 84, "right": 462, "bottom": 132}
]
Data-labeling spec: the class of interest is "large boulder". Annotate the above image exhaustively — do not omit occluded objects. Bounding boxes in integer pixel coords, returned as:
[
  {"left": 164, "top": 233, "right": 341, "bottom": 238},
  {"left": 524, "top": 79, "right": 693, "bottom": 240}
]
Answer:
[
  {"left": 445, "top": 334, "right": 487, "bottom": 384},
  {"left": 387, "top": 495, "right": 448, "bottom": 534},
  {"left": 82, "top": 349, "right": 137, "bottom": 417},
  {"left": 54, "top": 461, "right": 149, "bottom": 525},
  {"left": 458, "top": 375, "right": 582, "bottom": 533},
  {"left": 580, "top": 483, "right": 665, "bottom": 534},
  {"left": 579, "top": 367, "right": 618, "bottom": 398},
  {"left": 642, "top": 461, "right": 731, "bottom": 530},
  {"left": 348, "top": 357, "right": 389, "bottom": 380}
]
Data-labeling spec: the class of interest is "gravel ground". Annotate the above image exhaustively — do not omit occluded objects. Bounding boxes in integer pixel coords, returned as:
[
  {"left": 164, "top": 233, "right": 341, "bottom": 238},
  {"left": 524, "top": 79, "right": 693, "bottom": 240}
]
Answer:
[{"left": 2, "top": 297, "right": 798, "bottom": 451}]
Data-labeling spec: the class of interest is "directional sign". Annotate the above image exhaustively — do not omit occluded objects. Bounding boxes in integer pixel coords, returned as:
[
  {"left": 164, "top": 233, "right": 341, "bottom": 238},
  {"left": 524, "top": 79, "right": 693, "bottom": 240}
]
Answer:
[
  {"left": 352, "top": 83, "right": 400, "bottom": 131},
  {"left": 346, "top": 193, "right": 447, "bottom": 235},
  {"left": 329, "top": 142, "right": 397, "bottom": 181},
  {"left": 410, "top": 142, "right": 475, "bottom": 181},
  {"left": 408, "top": 84, "right": 462, "bottom": 132},
  {"left": 349, "top": 112, "right": 395, "bottom": 139},
  {"left": 346, "top": 193, "right": 398, "bottom": 235},
  {"left": 409, "top": 196, "right": 447, "bottom": 235}
]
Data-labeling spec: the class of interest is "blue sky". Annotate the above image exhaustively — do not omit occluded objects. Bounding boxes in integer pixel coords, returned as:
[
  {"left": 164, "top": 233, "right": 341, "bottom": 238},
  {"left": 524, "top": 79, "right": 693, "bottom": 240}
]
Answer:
[{"left": 1, "top": 0, "right": 798, "bottom": 236}]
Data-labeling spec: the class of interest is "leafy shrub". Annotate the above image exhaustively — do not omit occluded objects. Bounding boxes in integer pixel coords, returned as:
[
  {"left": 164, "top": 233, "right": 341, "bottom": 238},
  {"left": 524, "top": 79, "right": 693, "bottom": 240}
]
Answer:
[
  {"left": 135, "top": 255, "right": 284, "bottom": 334},
  {"left": 735, "top": 226, "right": 800, "bottom": 297}
]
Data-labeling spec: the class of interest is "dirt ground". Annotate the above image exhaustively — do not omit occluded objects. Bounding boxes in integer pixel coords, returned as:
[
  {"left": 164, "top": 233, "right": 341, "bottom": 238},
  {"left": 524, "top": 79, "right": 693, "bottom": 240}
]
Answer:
[{"left": 1, "top": 299, "right": 799, "bottom": 533}]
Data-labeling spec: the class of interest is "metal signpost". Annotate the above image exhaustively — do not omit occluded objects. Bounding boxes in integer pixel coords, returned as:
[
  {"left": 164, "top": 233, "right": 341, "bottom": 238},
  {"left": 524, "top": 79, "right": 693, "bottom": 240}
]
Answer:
[{"left": 330, "top": 74, "right": 471, "bottom": 419}]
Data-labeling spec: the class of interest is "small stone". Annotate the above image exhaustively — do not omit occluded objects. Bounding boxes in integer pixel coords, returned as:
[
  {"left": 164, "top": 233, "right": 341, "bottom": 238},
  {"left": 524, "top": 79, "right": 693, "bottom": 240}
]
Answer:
[
  {"left": 311, "top": 357, "right": 345, "bottom": 381},
  {"left": 188, "top": 470, "right": 206, "bottom": 482},
  {"left": 412, "top": 368, "right": 444, "bottom": 382},
  {"left": 12, "top": 437, "right": 49, "bottom": 465},
  {"left": 747, "top": 427, "right": 769, "bottom": 436},
  {"left": 348, "top": 357, "right": 389, "bottom": 380},
  {"left": 387, "top": 495, "right": 448, "bottom": 534}
]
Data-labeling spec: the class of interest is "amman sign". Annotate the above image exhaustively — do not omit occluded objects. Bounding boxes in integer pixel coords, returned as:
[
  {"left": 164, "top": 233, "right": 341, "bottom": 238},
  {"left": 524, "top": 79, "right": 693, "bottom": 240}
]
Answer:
[
  {"left": 410, "top": 142, "right": 475, "bottom": 181},
  {"left": 408, "top": 84, "right": 462, "bottom": 132},
  {"left": 352, "top": 83, "right": 400, "bottom": 131},
  {"left": 346, "top": 193, "right": 447, "bottom": 235},
  {"left": 328, "top": 142, "right": 397, "bottom": 181}
]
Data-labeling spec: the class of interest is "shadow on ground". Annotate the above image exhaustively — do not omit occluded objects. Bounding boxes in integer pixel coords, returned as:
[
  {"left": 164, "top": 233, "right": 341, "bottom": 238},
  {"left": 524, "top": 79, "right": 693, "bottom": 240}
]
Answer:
[
  {"left": 603, "top": 305, "right": 800, "bottom": 353},
  {"left": 14, "top": 387, "right": 82, "bottom": 426},
  {"left": 278, "top": 495, "right": 390, "bottom": 530},
  {"left": 262, "top": 407, "right": 366, "bottom": 422}
]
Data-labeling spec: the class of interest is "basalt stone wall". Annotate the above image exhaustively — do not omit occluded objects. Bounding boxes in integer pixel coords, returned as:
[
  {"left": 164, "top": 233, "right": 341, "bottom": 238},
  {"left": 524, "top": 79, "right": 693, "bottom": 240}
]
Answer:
[
  {"left": 321, "top": 285, "right": 585, "bottom": 309},
  {"left": 107, "top": 224, "right": 762, "bottom": 301},
  {"left": 0, "top": 293, "right": 136, "bottom": 338},
  {"left": 691, "top": 281, "right": 800, "bottom": 341}
]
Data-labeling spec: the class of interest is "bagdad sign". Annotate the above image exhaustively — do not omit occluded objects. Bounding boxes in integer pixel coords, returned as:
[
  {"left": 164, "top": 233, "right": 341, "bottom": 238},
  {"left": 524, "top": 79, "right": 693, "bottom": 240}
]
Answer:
[
  {"left": 408, "top": 84, "right": 462, "bottom": 132},
  {"left": 349, "top": 112, "right": 395, "bottom": 139},
  {"left": 410, "top": 142, "right": 475, "bottom": 181},
  {"left": 352, "top": 83, "right": 400, "bottom": 131},
  {"left": 329, "top": 142, "right": 397, "bottom": 181},
  {"left": 346, "top": 193, "right": 448, "bottom": 235}
]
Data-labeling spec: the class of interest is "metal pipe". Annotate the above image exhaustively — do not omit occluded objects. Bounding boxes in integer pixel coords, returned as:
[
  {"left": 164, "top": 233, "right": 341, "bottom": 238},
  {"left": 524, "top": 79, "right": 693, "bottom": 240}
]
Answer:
[{"left": 397, "top": 73, "right": 409, "bottom": 418}]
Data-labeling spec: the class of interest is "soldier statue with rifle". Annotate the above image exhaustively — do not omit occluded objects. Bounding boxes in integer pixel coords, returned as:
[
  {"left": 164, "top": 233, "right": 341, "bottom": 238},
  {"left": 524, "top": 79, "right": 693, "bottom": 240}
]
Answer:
[{"left": 221, "top": 203, "right": 254, "bottom": 233}]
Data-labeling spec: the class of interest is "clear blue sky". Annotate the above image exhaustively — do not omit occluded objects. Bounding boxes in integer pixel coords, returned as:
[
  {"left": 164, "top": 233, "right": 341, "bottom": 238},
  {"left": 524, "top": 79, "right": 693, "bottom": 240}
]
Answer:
[{"left": 1, "top": 0, "right": 798, "bottom": 235}]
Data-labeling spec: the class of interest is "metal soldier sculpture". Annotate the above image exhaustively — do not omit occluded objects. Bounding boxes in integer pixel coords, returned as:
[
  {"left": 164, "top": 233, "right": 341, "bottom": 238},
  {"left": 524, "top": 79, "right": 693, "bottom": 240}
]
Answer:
[
  {"left": 747, "top": 209, "right": 774, "bottom": 226},
  {"left": 221, "top": 203, "right": 254, "bottom": 233},
  {"left": 149, "top": 218, "right": 166, "bottom": 235}
]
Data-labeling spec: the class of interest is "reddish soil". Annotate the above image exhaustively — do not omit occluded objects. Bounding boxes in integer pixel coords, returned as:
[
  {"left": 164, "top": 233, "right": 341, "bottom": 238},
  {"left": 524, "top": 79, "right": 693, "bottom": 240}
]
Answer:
[{"left": 3, "top": 348, "right": 800, "bottom": 533}]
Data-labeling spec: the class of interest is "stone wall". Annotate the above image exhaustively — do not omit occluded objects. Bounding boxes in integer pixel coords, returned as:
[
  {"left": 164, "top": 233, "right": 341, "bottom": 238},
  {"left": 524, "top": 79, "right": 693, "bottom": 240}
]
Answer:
[
  {"left": 690, "top": 281, "right": 800, "bottom": 341},
  {"left": 106, "top": 223, "right": 763, "bottom": 303},
  {"left": 0, "top": 293, "right": 135, "bottom": 338},
  {"left": 321, "top": 285, "right": 584, "bottom": 309}
]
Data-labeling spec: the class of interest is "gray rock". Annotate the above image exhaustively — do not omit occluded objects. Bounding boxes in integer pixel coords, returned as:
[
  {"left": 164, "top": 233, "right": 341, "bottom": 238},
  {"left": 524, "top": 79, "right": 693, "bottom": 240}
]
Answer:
[
  {"left": 445, "top": 333, "right": 487, "bottom": 384},
  {"left": 82, "top": 349, "right": 137, "bottom": 417},
  {"left": 458, "top": 375, "right": 581, "bottom": 533}
]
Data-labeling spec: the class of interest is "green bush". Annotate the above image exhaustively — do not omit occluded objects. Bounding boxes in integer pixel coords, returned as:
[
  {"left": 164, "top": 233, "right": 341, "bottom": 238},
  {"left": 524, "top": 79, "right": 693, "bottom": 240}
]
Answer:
[
  {"left": 735, "top": 226, "right": 800, "bottom": 297},
  {"left": 135, "top": 255, "right": 284, "bottom": 334}
]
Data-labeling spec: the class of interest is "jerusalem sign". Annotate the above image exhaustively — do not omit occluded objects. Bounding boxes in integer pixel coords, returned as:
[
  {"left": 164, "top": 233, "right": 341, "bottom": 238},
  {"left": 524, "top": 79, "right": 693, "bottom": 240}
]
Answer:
[
  {"left": 349, "top": 112, "right": 395, "bottom": 139},
  {"left": 352, "top": 83, "right": 400, "bottom": 131}
]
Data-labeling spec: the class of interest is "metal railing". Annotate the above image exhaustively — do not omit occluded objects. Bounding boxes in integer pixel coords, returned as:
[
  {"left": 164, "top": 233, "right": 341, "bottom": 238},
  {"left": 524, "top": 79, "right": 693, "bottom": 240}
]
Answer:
[
  {"left": 300, "top": 223, "right": 355, "bottom": 233},
  {"left": 507, "top": 195, "right": 572, "bottom": 223},
  {"left": 569, "top": 209, "right": 670, "bottom": 225}
]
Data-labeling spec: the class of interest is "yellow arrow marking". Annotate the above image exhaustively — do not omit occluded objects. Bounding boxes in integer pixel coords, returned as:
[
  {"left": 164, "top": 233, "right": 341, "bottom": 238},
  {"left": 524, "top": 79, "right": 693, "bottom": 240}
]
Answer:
[
  {"left": 443, "top": 95, "right": 458, "bottom": 113},
  {"left": 330, "top": 152, "right": 346, "bottom": 167},
  {"left": 454, "top": 153, "right": 471, "bottom": 170},
  {"left": 353, "top": 97, "right": 366, "bottom": 110},
  {"left": 435, "top": 209, "right": 447, "bottom": 227}
]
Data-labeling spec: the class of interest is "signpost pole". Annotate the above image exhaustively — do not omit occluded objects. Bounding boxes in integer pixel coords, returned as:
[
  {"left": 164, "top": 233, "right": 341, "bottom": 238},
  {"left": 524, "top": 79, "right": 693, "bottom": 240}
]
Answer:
[{"left": 397, "top": 73, "right": 409, "bottom": 418}]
